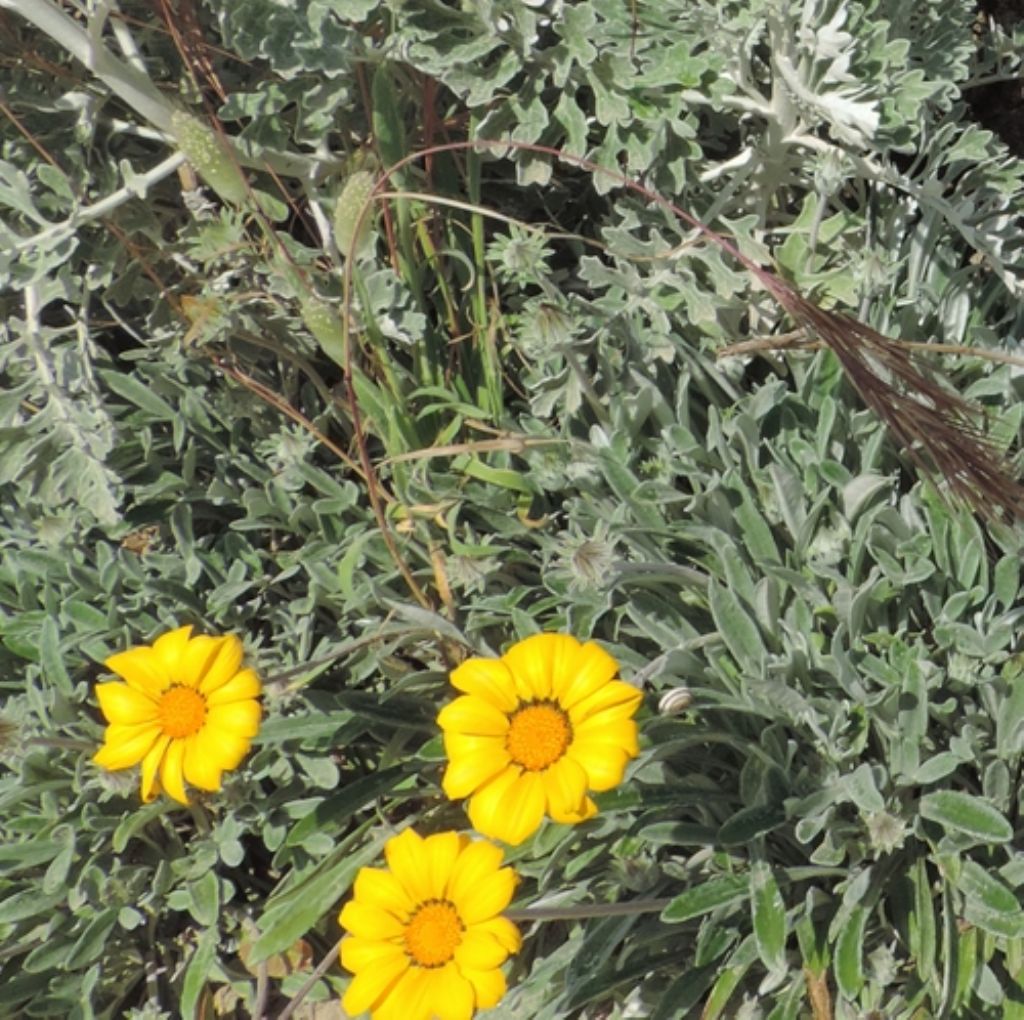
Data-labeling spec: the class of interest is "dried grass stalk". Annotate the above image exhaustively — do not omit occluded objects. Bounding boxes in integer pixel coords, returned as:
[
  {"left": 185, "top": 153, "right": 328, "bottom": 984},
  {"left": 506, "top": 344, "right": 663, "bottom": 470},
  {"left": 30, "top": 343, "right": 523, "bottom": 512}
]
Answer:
[{"left": 769, "top": 285, "right": 1024, "bottom": 522}]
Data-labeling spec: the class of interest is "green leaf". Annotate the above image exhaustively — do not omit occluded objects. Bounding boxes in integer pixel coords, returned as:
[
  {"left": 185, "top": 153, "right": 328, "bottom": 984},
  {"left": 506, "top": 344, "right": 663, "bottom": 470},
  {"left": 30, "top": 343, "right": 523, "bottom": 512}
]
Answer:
[
  {"left": 709, "top": 578, "right": 765, "bottom": 673},
  {"left": 285, "top": 765, "right": 407, "bottom": 848},
  {"left": 833, "top": 904, "right": 867, "bottom": 1000},
  {"left": 180, "top": 927, "right": 218, "bottom": 1020},
  {"left": 893, "top": 660, "right": 927, "bottom": 781},
  {"left": 67, "top": 908, "right": 119, "bottom": 969},
  {"left": 252, "top": 825, "right": 384, "bottom": 962},
  {"left": 39, "top": 616, "right": 72, "bottom": 694},
  {"left": 112, "top": 800, "right": 169, "bottom": 853},
  {"left": 717, "top": 803, "right": 786, "bottom": 846},
  {"left": 919, "top": 791, "right": 1013, "bottom": 843},
  {"left": 188, "top": 870, "right": 220, "bottom": 928},
  {"left": 661, "top": 873, "right": 750, "bottom": 924},
  {"left": 957, "top": 859, "right": 1024, "bottom": 937},
  {"left": 372, "top": 66, "right": 405, "bottom": 171},
  {"left": 700, "top": 935, "right": 759, "bottom": 1020},
  {"left": 908, "top": 858, "right": 937, "bottom": 987},
  {"left": 101, "top": 369, "right": 177, "bottom": 420},
  {"left": 0, "top": 889, "right": 64, "bottom": 924},
  {"left": 750, "top": 862, "right": 787, "bottom": 974}
]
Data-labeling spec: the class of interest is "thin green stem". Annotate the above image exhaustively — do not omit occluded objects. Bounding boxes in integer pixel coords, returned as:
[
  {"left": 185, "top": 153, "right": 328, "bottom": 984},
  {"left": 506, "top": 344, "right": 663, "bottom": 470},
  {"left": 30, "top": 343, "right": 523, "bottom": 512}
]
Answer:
[
  {"left": 188, "top": 799, "right": 212, "bottom": 836},
  {"left": 506, "top": 898, "right": 671, "bottom": 922}
]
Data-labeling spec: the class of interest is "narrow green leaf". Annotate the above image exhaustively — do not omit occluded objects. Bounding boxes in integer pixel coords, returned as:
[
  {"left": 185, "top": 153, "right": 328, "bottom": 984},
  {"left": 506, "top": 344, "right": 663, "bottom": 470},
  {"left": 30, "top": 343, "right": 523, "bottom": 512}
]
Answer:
[
  {"left": 958, "top": 859, "right": 1024, "bottom": 937},
  {"left": 919, "top": 790, "right": 1012, "bottom": 843},
  {"left": 750, "top": 862, "right": 787, "bottom": 974},
  {"left": 718, "top": 803, "right": 786, "bottom": 846},
  {"left": 909, "top": 858, "right": 937, "bottom": 987},
  {"left": 460, "top": 457, "right": 534, "bottom": 494},
  {"left": 893, "top": 661, "right": 927, "bottom": 781},
  {"left": 252, "top": 826, "right": 384, "bottom": 962},
  {"left": 649, "top": 965, "right": 716, "bottom": 1020},
  {"left": 188, "top": 871, "right": 220, "bottom": 928},
  {"left": 953, "top": 924, "right": 979, "bottom": 1010},
  {"left": 661, "top": 873, "right": 749, "bottom": 924},
  {"left": 102, "top": 369, "right": 177, "bottom": 420},
  {"left": 372, "top": 66, "right": 405, "bottom": 171},
  {"left": 112, "top": 800, "right": 168, "bottom": 853},
  {"left": 67, "top": 908, "right": 119, "bottom": 969},
  {"left": 180, "top": 927, "right": 217, "bottom": 1020},
  {"left": 734, "top": 490, "right": 780, "bottom": 563},
  {"left": 834, "top": 904, "right": 867, "bottom": 1000},
  {"left": 709, "top": 578, "right": 765, "bottom": 673},
  {"left": 39, "top": 616, "right": 72, "bottom": 694},
  {"left": 0, "top": 889, "right": 64, "bottom": 924},
  {"left": 701, "top": 935, "right": 758, "bottom": 1020},
  {"left": 285, "top": 765, "right": 407, "bottom": 848},
  {"left": 997, "top": 672, "right": 1024, "bottom": 757}
]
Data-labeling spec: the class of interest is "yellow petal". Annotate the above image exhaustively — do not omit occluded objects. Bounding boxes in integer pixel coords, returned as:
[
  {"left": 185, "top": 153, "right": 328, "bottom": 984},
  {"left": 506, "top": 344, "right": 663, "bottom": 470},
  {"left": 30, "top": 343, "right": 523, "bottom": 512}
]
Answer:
[
  {"left": 152, "top": 626, "right": 193, "bottom": 673},
  {"left": 447, "top": 840, "right": 513, "bottom": 922},
  {"left": 368, "top": 966, "right": 436, "bottom": 1020},
  {"left": 197, "top": 635, "right": 245, "bottom": 696},
  {"left": 422, "top": 831, "right": 463, "bottom": 900},
  {"left": 502, "top": 633, "right": 577, "bottom": 700},
  {"left": 442, "top": 745, "right": 511, "bottom": 800},
  {"left": 388, "top": 967, "right": 438, "bottom": 1020},
  {"left": 430, "top": 964, "right": 475, "bottom": 1020},
  {"left": 568, "top": 679, "right": 642, "bottom": 725},
  {"left": 339, "top": 900, "right": 405, "bottom": 941},
  {"left": 342, "top": 951, "right": 408, "bottom": 1016},
  {"left": 340, "top": 937, "right": 406, "bottom": 973},
  {"left": 462, "top": 965, "right": 507, "bottom": 1009},
  {"left": 352, "top": 867, "right": 414, "bottom": 920},
  {"left": 140, "top": 734, "right": 171, "bottom": 801},
  {"left": 103, "top": 646, "right": 170, "bottom": 699},
  {"left": 449, "top": 657, "right": 518, "bottom": 712},
  {"left": 206, "top": 699, "right": 261, "bottom": 739},
  {"left": 454, "top": 929, "right": 509, "bottom": 971},
  {"left": 191, "top": 723, "right": 251, "bottom": 773},
  {"left": 550, "top": 794, "right": 597, "bottom": 824},
  {"left": 159, "top": 737, "right": 189, "bottom": 804},
  {"left": 442, "top": 732, "right": 508, "bottom": 759},
  {"left": 573, "top": 714, "right": 639, "bottom": 757},
  {"left": 95, "top": 682, "right": 158, "bottom": 725},
  {"left": 566, "top": 738, "right": 633, "bottom": 791},
  {"left": 179, "top": 635, "right": 224, "bottom": 689},
  {"left": 541, "top": 756, "right": 589, "bottom": 821},
  {"left": 93, "top": 722, "right": 161, "bottom": 770},
  {"left": 437, "top": 695, "right": 510, "bottom": 737},
  {"left": 206, "top": 667, "right": 261, "bottom": 706},
  {"left": 384, "top": 829, "right": 432, "bottom": 903},
  {"left": 183, "top": 733, "right": 223, "bottom": 792},
  {"left": 472, "top": 915, "right": 522, "bottom": 954},
  {"left": 551, "top": 639, "right": 620, "bottom": 710},
  {"left": 468, "top": 768, "right": 545, "bottom": 846}
]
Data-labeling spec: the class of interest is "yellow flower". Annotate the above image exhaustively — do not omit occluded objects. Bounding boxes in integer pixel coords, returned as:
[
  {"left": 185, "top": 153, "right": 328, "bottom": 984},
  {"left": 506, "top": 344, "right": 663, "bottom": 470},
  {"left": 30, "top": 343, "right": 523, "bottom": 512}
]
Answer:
[
  {"left": 437, "top": 634, "right": 642, "bottom": 845},
  {"left": 92, "top": 625, "right": 261, "bottom": 804},
  {"left": 339, "top": 829, "right": 521, "bottom": 1020}
]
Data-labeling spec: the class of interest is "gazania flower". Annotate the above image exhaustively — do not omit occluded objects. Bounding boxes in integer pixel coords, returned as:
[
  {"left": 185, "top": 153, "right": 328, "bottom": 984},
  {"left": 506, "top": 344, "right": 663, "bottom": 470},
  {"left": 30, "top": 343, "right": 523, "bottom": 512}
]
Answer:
[
  {"left": 93, "top": 625, "right": 261, "bottom": 804},
  {"left": 437, "top": 634, "right": 642, "bottom": 845},
  {"left": 339, "top": 829, "right": 521, "bottom": 1020}
]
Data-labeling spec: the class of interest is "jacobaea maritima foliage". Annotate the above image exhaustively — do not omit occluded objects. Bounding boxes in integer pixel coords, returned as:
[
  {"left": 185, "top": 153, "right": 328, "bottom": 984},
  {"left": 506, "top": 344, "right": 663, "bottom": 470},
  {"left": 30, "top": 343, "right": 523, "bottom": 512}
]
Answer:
[{"left": 2, "top": 0, "right": 1024, "bottom": 1018}]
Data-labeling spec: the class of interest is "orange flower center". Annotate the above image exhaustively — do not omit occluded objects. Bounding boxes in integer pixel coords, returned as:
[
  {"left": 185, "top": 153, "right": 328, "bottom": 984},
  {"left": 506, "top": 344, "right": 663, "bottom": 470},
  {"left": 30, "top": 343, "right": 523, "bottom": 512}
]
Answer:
[
  {"left": 506, "top": 700, "right": 572, "bottom": 771},
  {"left": 157, "top": 685, "right": 207, "bottom": 738},
  {"left": 404, "top": 900, "right": 463, "bottom": 968}
]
